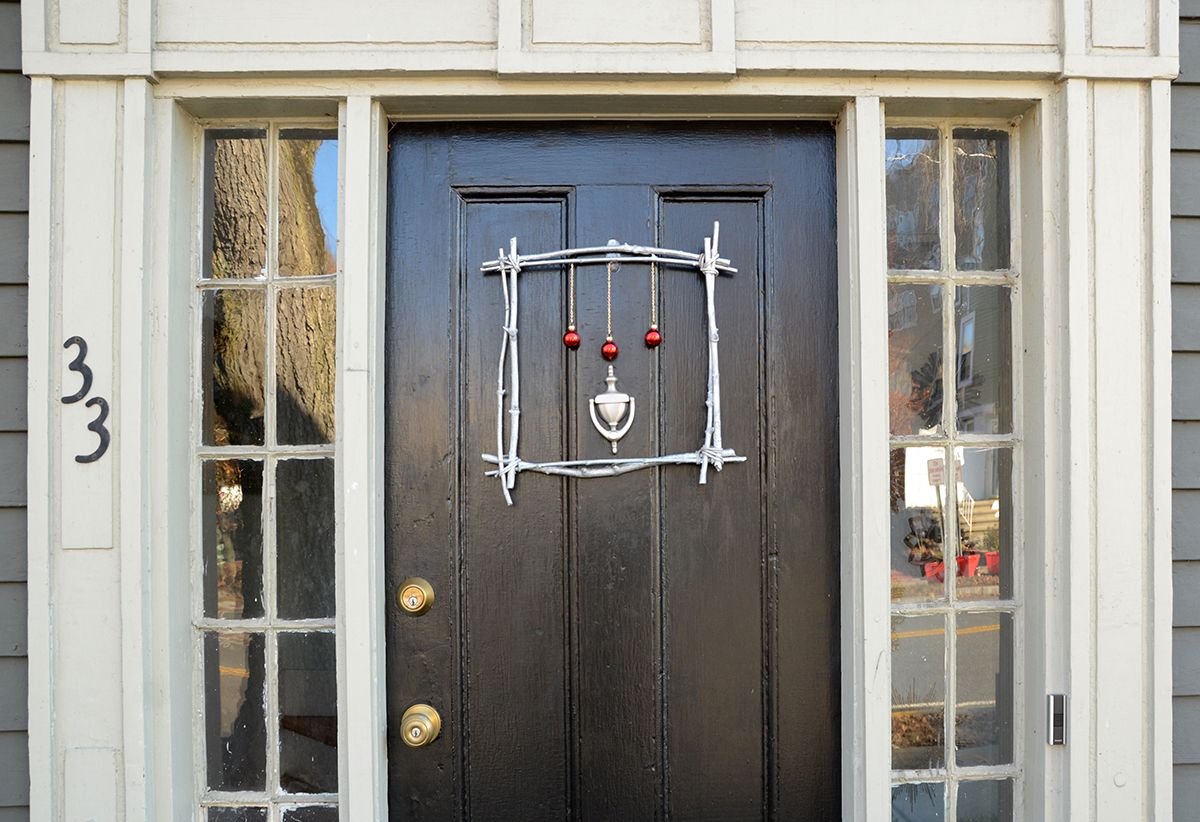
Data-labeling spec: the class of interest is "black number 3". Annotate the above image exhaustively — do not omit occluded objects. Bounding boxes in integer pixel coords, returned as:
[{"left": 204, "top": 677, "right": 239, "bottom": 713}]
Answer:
[
  {"left": 61, "top": 335, "right": 111, "bottom": 463},
  {"left": 61, "top": 336, "right": 93, "bottom": 404},
  {"left": 76, "top": 396, "right": 110, "bottom": 464}
]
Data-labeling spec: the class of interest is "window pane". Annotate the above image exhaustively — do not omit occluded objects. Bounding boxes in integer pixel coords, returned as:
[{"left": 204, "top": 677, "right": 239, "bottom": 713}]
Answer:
[
  {"left": 954, "top": 286, "right": 1012, "bottom": 436},
  {"left": 956, "top": 448, "right": 1013, "bottom": 601},
  {"left": 892, "top": 615, "right": 945, "bottom": 769},
  {"left": 277, "top": 458, "right": 336, "bottom": 619},
  {"left": 953, "top": 129, "right": 1010, "bottom": 272},
  {"left": 207, "top": 809, "right": 268, "bottom": 822},
  {"left": 282, "top": 807, "right": 339, "bottom": 822},
  {"left": 889, "top": 283, "right": 944, "bottom": 436},
  {"left": 279, "top": 632, "right": 338, "bottom": 793},
  {"left": 279, "top": 130, "right": 338, "bottom": 277},
  {"left": 202, "top": 289, "right": 266, "bottom": 446},
  {"left": 203, "top": 460, "right": 264, "bottom": 620},
  {"left": 956, "top": 779, "right": 1014, "bottom": 821},
  {"left": 204, "top": 130, "right": 268, "bottom": 280},
  {"left": 955, "top": 612, "right": 1014, "bottom": 767},
  {"left": 891, "top": 783, "right": 945, "bottom": 821},
  {"left": 204, "top": 632, "right": 267, "bottom": 791},
  {"left": 276, "top": 287, "right": 336, "bottom": 444},
  {"left": 890, "top": 447, "right": 948, "bottom": 604},
  {"left": 886, "top": 128, "right": 941, "bottom": 270}
]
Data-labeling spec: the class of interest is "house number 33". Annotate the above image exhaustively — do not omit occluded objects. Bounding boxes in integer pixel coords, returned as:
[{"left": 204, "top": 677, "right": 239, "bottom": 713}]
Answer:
[{"left": 61, "top": 336, "right": 111, "bottom": 464}]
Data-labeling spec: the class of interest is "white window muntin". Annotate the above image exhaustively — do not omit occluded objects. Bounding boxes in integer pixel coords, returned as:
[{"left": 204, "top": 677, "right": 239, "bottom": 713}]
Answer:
[
  {"left": 189, "top": 118, "right": 343, "bottom": 821},
  {"left": 885, "top": 117, "right": 1025, "bottom": 818}
]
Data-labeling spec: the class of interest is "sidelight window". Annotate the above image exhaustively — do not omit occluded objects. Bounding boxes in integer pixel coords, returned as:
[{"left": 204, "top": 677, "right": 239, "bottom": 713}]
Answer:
[
  {"left": 194, "top": 124, "right": 341, "bottom": 821},
  {"left": 885, "top": 122, "right": 1020, "bottom": 820}
]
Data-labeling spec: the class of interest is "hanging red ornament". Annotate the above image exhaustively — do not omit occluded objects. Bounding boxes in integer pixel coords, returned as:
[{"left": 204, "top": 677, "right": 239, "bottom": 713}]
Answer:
[
  {"left": 562, "top": 263, "right": 580, "bottom": 350},
  {"left": 645, "top": 260, "right": 662, "bottom": 350},
  {"left": 601, "top": 337, "right": 619, "bottom": 361}
]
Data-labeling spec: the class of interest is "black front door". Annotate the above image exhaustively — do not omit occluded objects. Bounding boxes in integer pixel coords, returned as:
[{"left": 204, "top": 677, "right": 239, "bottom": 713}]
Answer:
[{"left": 385, "top": 122, "right": 839, "bottom": 820}]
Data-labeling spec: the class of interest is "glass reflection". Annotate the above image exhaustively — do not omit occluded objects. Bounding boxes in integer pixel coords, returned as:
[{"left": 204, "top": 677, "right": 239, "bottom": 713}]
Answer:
[
  {"left": 956, "top": 779, "right": 1014, "bottom": 821},
  {"left": 204, "top": 632, "right": 267, "bottom": 791},
  {"left": 955, "top": 612, "right": 1014, "bottom": 767},
  {"left": 276, "top": 459, "right": 336, "bottom": 620},
  {"left": 276, "top": 287, "right": 336, "bottom": 445},
  {"left": 889, "top": 283, "right": 944, "bottom": 436},
  {"left": 279, "top": 631, "right": 338, "bottom": 794},
  {"left": 202, "top": 289, "right": 266, "bottom": 446},
  {"left": 953, "top": 129, "right": 1010, "bottom": 272},
  {"left": 279, "top": 130, "right": 338, "bottom": 277},
  {"left": 956, "top": 448, "right": 1013, "bottom": 601},
  {"left": 892, "top": 615, "right": 946, "bottom": 769},
  {"left": 208, "top": 809, "right": 268, "bottom": 822},
  {"left": 891, "top": 783, "right": 945, "bottom": 822},
  {"left": 891, "top": 447, "right": 948, "bottom": 603},
  {"left": 202, "top": 460, "right": 264, "bottom": 620},
  {"left": 886, "top": 128, "right": 941, "bottom": 270},
  {"left": 954, "top": 286, "right": 1012, "bottom": 436},
  {"left": 204, "top": 130, "right": 268, "bottom": 280},
  {"left": 282, "top": 808, "right": 339, "bottom": 822}
]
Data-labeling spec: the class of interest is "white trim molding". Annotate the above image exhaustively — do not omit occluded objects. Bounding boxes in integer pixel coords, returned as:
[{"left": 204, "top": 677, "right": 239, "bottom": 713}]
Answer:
[{"left": 19, "top": 61, "right": 1176, "bottom": 822}]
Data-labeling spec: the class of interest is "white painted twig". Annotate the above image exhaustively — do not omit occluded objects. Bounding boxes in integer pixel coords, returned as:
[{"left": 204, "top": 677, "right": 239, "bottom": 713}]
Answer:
[
  {"left": 504, "top": 238, "right": 521, "bottom": 492},
  {"left": 483, "top": 221, "right": 737, "bottom": 501},
  {"left": 480, "top": 245, "right": 735, "bottom": 275},
  {"left": 698, "top": 223, "right": 724, "bottom": 484},
  {"left": 495, "top": 245, "right": 513, "bottom": 506},
  {"left": 482, "top": 449, "right": 746, "bottom": 479}
]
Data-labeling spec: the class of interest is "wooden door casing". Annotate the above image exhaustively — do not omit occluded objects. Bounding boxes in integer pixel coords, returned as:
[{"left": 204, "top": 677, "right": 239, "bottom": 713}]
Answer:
[{"left": 385, "top": 123, "right": 839, "bottom": 820}]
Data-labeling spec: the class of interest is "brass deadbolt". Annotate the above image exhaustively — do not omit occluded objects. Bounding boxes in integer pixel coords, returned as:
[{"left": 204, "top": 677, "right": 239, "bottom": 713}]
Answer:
[
  {"left": 401, "top": 703, "right": 442, "bottom": 748},
  {"left": 398, "top": 577, "right": 434, "bottom": 616}
]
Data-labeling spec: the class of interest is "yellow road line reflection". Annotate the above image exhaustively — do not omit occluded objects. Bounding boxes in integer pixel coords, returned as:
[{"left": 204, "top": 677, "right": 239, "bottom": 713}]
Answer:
[{"left": 892, "top": 623, "right": 1000, "bottom": 640}]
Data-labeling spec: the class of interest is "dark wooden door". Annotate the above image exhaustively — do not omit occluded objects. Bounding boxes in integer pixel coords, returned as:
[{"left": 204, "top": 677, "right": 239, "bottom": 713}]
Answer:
[{"left": 385, "top": 122, "right": 839, "bottom": 821}]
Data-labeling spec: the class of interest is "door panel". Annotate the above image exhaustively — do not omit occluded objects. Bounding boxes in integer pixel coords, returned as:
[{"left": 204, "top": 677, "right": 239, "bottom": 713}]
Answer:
[{"left": 385, "top": 123, "right": 839, "bottom": 820}]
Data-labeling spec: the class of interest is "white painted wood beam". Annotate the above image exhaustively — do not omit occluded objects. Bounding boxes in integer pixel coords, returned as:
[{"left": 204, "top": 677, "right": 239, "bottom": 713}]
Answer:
[{"left": 837, "top": 96, "right": 891, "bottom": 822}]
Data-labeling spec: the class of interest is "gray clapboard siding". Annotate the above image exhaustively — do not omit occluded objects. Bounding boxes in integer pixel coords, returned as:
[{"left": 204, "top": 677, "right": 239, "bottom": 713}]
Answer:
[
  {"left": 0, "top": 361, "right": 24, "bottom": 432},
  {"left": 0, "top": 215, "right": 26, "bottom": 285},
  {"left": 1176, "top": 285, "right": 1200, "bottom": 351},
  {"left": 1178, "top": 563, "right": 1200, "bottom": 628},
  {"left": 1176, "top": 491, "right": 1200, "bottom": 560},
  {"left": 0, "top": 144, "right": 26, "bottom": 212},
  {"left": 0, "top": 286, "right": 26, "bottom": 357},
  {"left": 1175, "top": 152, "right": 1200, "bottom": 216},
  {"left": 0, "top": 436, "right": 25, "bottom": 508},
  {"left": 1179, "top": 628, "right": 1200, "bottom": 695},
  {"left": 0, "top": 2, "right": 27, "bottom": 818},
  {"left": 0, "top": 75, "right": 27, "bottom": 142},
  {"left": 0, "top": 658, "right": 26, "bottom": 732},
  {"left": 1181, "top": 764, "right": 1200, "bottom": 809},
  {"left": 1174, "top": 218, "right": 1200, "bottom": 282},
  {"left": 0, "top": 732, "right": 27, "bottom": 807},
  {"left": 1177, "top": 353, "right": 1200, "bottom": 418},
  {"left": 1184, "top": 21, "right": 1200, "bottom": 85},
  {"left": 0, "top": 510, "right": 23, "bottom": 582},
  {"left": 0, "top": 583, "right": 24, "bottom": 657},
  {"left": 1179, "top": 697, "right": 1200, "bottom": 764},
  {"left": 1174, "top": 422, "right": 1200, "bottom": 489}
]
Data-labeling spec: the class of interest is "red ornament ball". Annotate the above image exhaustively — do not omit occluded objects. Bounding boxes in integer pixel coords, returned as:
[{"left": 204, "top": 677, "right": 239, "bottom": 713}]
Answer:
[
  {"left": 644, "top": 326, "right": 662, "bottom": 348},
  {"left": 563, "top": 327, "right": 581, "bottom": 350},
  {"left": 601, "top": 339, "right": 619, "bottom": 361}
]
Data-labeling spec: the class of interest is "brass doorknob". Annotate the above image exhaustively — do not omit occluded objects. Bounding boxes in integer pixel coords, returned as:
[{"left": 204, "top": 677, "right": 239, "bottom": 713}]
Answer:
[
  {"left": 398, "top": 577, "right": 434, "bottom": 616},
  {"left": 401, "top": 704, "right": 442, "bottom": 748}
]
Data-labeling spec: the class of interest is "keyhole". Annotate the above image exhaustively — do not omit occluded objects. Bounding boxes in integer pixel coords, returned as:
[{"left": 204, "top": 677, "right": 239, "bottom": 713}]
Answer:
[
  {"left": 410, "top": 726, "right": 422, "bottom": 740},
  {"left": 409, "top": 595, "right": 419, "bottom": 608}
]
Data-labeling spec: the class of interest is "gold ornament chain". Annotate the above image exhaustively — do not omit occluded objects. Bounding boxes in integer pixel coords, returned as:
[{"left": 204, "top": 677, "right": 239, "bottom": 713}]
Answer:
[
  {"left": 568, "top": 262, "right": 575, "bottom": 327},
  {"left": 606, "top": 261, "right": 614, "bottom": 339}
]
